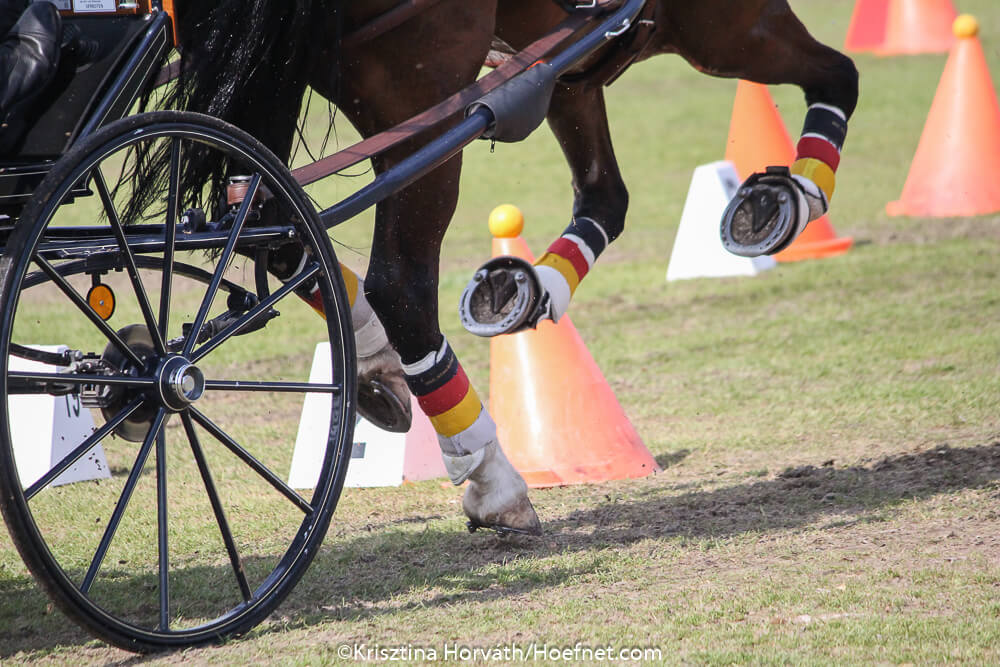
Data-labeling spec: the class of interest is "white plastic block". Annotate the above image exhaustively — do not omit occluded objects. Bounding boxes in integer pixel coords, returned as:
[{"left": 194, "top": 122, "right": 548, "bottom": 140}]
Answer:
[
  {"left": 666, "top": 161, "right": 776, "bottom": 281},
  {"left": 288, "top": 343, "right": 445, "bottom": 489},
  {"left": 8, "top": 346, "right": 110, "bottom": 487}
]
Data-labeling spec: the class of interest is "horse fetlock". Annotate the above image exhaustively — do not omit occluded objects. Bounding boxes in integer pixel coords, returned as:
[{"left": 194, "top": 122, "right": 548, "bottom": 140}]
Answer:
[
  {"left": 720, "top": 166, "right": 810, "bottom": 258},
  {"left": 452, "top": 441, "right": 542, "bottom": 536},
  {"left": 459, "top": 256, "right": 552, "bottom": 337}
]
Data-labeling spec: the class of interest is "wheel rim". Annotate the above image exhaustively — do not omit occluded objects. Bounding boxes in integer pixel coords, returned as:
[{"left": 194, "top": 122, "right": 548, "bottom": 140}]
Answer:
[{"left": 0, "top": 114, "right": 355, "bottom": 650}]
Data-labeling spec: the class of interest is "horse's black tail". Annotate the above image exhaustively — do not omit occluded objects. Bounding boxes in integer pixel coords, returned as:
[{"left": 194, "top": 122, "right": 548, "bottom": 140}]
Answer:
[{"left": 126, "top": 0, "right": 327, "bottom": 225}]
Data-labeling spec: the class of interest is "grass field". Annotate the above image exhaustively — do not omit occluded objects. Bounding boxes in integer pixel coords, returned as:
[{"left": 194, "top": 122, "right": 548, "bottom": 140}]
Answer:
[{"left": 3, "top": 0, "right": 1000, "bottom": 663}]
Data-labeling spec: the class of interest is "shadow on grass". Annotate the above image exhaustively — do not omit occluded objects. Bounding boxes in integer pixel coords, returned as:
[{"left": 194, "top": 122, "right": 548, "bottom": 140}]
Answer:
[{"left": 2, "top": 441, "right": 999, "bottom": 658}]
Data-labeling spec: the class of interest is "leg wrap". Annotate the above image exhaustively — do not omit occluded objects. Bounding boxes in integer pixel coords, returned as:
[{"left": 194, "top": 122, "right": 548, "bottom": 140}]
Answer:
[
  {"left": 299, "top": 262, "right": 389, "bottom": 359},
  {"left": 533, "top": 217, "right": 608, "bottom": 322},
  {"left": 402, "top": 338, "right": 498, "bottom": 459},
  {"left": 791, "top": 103, "right": 848, "bottom": 207}
]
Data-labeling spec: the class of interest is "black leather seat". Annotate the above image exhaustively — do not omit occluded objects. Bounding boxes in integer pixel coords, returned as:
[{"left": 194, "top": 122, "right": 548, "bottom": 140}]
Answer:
[{"left": 0, "top": 1, "right": 62, "bottom": 152}]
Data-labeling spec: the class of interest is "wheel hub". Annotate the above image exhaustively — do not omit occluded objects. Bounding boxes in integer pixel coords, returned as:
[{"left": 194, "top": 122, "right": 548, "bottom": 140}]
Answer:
[
  {"left": 101, "top": 324, "right": 206, "bottom": 441},
  {"left": 158, "top": 356, "right": 205, "bottom": 411}
]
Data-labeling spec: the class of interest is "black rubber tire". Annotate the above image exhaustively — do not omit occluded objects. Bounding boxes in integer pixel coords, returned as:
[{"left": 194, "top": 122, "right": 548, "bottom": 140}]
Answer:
[{"left": 0, "top": 111, "right": 356, "bottom": 652}]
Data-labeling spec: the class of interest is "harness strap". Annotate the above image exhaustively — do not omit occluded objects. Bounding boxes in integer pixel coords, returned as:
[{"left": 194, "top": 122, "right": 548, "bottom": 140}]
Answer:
[{"left": 291, "top": 12, "right": 592, "bottom": 186}]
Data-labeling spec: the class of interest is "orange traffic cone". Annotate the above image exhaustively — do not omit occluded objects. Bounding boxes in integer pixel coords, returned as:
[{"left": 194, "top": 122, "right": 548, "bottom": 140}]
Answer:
[
  {"left": 887, "top": 16, "right": 1000, "bottom": 217},
  {"left": 876, "top": 0, "right": 957, "bottom": 55},
  {"left": 725, "top": 81, "right": 853, "bottom": 262},
  {"left": 845, "top": 0, "right": 891, "bottom": 53},
  {"left": 484, "top": 205, "right": 659, "bottom": 488}
]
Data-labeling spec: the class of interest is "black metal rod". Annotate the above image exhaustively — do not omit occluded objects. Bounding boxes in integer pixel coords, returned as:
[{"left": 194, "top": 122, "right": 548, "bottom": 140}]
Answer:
[
  {"left": 189, "top": 407, "right": 313, "bottom": 514},
  {"left": 183, "top": 174, "right": 261, "bottom": 357},
  {"left": 94, "top": 169, "right": 167, "bottom": 355},
  {"left": 81, "top": 409, "right": 166, "bottom": 594},
  {"left": 34, "top": 225, "right": 295, "bottom": 258},
  {"left": 319, "top": 108, "right": 492, "bottom": 229},
  {"left": 33, "top": 255, "right": 145, "bottom": 369},
  {"left": 547, "top": 0, "right": 647, "bottom": 76},
  {"left": 8, "top": 371, "right": 155, "bottom": 389},
  {"left": 181, "top": 412, "right": 252, "bottom": 602},
  {"left": 9, "top": 344, "right": 73, "bottom": 367},
  {"left": 190, "top": 263, "right": 319, "bottom": 363},
  {"left": 24, "top": 397, "right": 144, "bottom": 500},
  {"left": 76, "top": 12, "right": 171, "bottom": 141}
]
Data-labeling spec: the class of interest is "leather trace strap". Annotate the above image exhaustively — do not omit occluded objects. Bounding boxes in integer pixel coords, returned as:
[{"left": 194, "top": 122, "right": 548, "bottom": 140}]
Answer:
[{"left": 291, "top": 12, "right": 592, "bottom": 186}]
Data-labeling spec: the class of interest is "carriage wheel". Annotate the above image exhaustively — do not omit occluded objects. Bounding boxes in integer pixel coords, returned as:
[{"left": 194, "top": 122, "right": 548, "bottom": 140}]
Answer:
[{"left": 0, "top": 111, "right": 356, "bottom": 652}]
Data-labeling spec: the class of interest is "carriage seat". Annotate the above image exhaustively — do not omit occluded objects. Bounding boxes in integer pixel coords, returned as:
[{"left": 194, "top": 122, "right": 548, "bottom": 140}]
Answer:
[{"left": 0, "top": 1, "right": 62, "bottom": 153}]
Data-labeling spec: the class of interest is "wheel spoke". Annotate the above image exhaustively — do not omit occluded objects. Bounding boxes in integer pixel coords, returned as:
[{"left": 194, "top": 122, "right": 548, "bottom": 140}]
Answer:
[
  {"left": 181, "top": 412, "right": 252, "bottom": 602},
  {"left": 188, "top": 406, "right": 313, "bottom": 514},
  {"left": 204, "top": 379, "right": 341, "bottom": 394},
  {"left": 190, "top": 262, "right": 320, "bottom": 363},
  {"left": 182, "top": 173, "right": 261, "bottom": 357},
  {"left": 159, "top": 138, "right": 182, "bottom": 342},
  {"left": 32, "top": 254, "right": 145, "bottom": 369},
  {"left": 155, "top": 427, "right": 169, "bottom": 630},
  {"left": 24, "top": 397, "right": 144, "bottom": 500},
  {"left": 93, "top": 170, "right": 167, "bottom": 356},
  {"left": 81, "top": 408, "right": 166, "bottom": 595}
]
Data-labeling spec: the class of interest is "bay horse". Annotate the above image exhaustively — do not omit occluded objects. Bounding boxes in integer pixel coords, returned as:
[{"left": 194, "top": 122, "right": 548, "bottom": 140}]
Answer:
[{"left": 162, "top": 0, "right": 857, "bottom": 536}]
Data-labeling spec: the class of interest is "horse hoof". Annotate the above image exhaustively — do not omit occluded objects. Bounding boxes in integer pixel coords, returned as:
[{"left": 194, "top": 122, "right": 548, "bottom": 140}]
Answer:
[
  {"left": 458, "top": 441, "right": 543, "bottom": 536},
  {"left": 720, "top": 166, "right": 808, "bottom": 257},
  {"left": 464, "top": 490, "right": 542, "bottom": 537},
  {"left": 356, "top": 345, "right": 412, "bottom": 433},
  {"left": 458, "top": 256, "right": 549, "bottom": 337}
]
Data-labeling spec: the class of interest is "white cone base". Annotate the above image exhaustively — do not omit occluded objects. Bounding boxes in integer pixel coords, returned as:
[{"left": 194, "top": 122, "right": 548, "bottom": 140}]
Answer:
[
  {"left": 288, "top": 343, "right": 446, "bottom": 489},
  {"left": 667, "top": 161, "right": 777, "bottom": 281},
  {"left": 8, "top": 346, "right": 110, "bottom": 487}
]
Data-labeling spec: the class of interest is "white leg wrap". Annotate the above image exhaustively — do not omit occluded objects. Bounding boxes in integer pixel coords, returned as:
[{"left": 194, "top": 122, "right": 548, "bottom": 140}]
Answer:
[
  {"left": 437, "top": 407, "right": 498, "bottom": 457},
  {"left": 345, "top": 279, "right": 389, "bottom": 359},
  {"left": 792, "top": 174, "right": 830, "bottom": 225},
  {"left": 534, "top": 265, "right": 571, "bottom": 323},
  {"left": 354, "top": 310, "right": 389, "bottom": 359},
  {"left": 442, "top": 447, "right": 488, "bottom": 485}
]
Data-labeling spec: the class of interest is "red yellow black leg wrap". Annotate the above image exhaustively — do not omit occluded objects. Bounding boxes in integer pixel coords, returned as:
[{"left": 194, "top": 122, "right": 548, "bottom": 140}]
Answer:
[
  {"left": 402, "top": 338, "right": 495, "bottom": 454},
  {"left": 792, "top": 103, "right": 848, "bottom": 204}
]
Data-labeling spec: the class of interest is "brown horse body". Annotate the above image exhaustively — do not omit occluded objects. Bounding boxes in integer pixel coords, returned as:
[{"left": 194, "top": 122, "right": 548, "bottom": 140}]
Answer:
[{"left": 174, "top": 0, "right": 858, "bottom": 534}]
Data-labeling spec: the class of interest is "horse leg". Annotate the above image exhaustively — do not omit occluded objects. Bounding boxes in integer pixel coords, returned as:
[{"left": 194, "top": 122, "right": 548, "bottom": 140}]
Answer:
[
  {"left": 311, "top": 0, "right": 540, "bottom": 534},
  {"left": 361, "top": 156, "right": 539, "bottom": 535},
  {"left": 657, "top": 1, "right": 858, "bottom": 257},
  {"left": 262, "top": 203, "right": 412, "bottom": 434},
  {"left": 459, "top": 79, "right": 627, "bottom": 336},
  {"left": 285, "top": 256, "right": 412, "bottom": 433}
]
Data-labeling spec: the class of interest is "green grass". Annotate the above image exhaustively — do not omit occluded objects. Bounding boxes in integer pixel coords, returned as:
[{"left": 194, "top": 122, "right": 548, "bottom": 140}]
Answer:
[{"left": 4, "top": 0, "right": 1000, "bottom": 663}]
